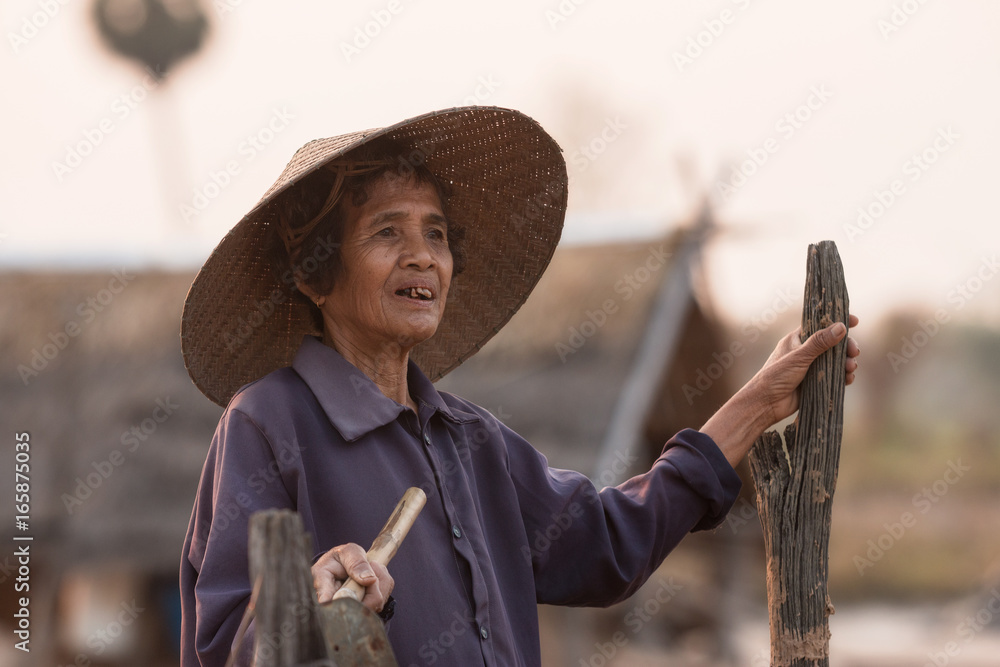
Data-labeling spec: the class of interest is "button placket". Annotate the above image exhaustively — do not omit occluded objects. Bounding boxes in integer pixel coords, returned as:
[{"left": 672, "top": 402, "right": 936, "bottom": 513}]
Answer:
[
  {"left": 423, "top": 420, "right": 495, "bottom": 658},
  {"left": 424, "top": 429, "right": 463, "bottom": 543}
]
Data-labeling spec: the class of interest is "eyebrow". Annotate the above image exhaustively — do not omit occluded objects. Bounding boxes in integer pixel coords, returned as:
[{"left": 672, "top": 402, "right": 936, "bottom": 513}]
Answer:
[{"left": 368, "top": 210, "right": 449, "bottom": 227}]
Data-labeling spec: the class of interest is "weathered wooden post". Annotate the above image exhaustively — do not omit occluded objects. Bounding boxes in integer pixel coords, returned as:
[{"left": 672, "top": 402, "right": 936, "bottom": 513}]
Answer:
[
  {"left": 749, "top": 240, "right": 849, "bottom": 666},
  {"left": 246, "top": 510, "right": 333, "bottom": 667}
]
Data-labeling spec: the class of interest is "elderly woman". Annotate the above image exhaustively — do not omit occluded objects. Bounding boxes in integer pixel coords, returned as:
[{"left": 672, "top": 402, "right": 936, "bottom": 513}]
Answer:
[{"left": 179, "top": 107, "right": 859, "bottom": 666}]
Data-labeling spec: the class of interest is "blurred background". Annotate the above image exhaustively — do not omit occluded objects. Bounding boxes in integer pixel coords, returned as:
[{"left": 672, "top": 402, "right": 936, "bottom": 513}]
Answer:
[{"left": 2, "top": 0, "right": 999, "bottom": 665}]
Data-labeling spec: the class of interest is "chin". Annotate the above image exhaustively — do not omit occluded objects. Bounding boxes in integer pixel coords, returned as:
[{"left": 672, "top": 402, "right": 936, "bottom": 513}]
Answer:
[{"left": 388, "top": 319, "right": 441, "bottom": 350}]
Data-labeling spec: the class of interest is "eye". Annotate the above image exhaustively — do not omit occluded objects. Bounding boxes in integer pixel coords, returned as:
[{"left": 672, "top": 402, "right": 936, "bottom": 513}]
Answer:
[
  {"left": 376, "top": 226, "right": 394, "bottom": 237},
  {"left": 427, "top": 227, "right": 447, "bottom": 241}
]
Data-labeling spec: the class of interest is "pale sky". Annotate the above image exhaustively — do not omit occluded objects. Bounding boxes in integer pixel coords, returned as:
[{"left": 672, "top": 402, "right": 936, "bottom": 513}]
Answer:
[{"left": 3, "top": 0, "right": 999, "bottom": 327}]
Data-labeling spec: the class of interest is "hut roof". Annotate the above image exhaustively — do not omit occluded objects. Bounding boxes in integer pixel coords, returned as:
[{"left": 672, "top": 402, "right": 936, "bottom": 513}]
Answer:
[{"left": 1, "top": 271, "right": 218, "bottom": 571}]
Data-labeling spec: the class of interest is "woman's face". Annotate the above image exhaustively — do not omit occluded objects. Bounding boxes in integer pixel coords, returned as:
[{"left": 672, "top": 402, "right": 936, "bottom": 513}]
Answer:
[{"left": 321, "top": 172, "right": 454, "bottom": 358}]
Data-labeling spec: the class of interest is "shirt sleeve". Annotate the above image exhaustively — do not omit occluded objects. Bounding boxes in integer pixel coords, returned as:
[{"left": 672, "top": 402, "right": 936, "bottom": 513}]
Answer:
[
  {"left": 180, "top": 407, "right": 296, "bottom": 667},
  {"left": 506, "top": 426, "right": 742, "bottom": 607}
]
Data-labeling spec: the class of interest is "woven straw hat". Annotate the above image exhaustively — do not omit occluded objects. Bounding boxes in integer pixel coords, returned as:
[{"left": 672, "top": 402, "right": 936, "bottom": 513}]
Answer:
[{"left": 182, "top": 106, "right": 568, "bottom": 406}]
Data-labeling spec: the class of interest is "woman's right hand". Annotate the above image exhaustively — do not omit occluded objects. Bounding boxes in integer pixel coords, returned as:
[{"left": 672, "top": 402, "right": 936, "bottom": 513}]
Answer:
[{"left": 311, "top": 543, "right": 394, "bottom": 614}]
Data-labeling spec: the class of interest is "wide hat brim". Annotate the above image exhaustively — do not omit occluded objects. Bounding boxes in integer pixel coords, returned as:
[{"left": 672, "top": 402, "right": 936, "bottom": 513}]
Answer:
[{"left": 182, "top": 106, "right": 568, "bottom": 407}]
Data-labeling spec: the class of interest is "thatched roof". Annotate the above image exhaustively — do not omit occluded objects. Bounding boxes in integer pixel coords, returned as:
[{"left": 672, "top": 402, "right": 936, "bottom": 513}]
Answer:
[{"left": 0, "top": 271, "right": 219, "bottom": 571}]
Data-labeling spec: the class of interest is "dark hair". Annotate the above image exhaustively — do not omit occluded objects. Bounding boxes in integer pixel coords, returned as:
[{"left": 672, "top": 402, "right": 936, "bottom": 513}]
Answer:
[{"left": 268, "top": 139, "right": 467, "bottom": 323}]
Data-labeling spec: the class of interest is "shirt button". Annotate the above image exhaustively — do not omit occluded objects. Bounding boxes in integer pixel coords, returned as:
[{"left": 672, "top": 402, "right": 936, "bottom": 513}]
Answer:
[
  {"left": 423, "top": 433, "right": 431, "bottom": 445},
  {"left": 451, "top": 525, "right": 462, "bottom": 539},
  {"left": 480, "top": 626, "right": 489, "bottom": 640}
]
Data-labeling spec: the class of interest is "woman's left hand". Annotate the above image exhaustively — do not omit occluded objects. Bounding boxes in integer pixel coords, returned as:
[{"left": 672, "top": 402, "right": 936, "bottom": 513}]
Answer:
[
  {"left": 751, "top": 314, "right": 860, "bottom": 426},
  {"left": 702, "top": 314, "right": 859, "bottom": 467}
]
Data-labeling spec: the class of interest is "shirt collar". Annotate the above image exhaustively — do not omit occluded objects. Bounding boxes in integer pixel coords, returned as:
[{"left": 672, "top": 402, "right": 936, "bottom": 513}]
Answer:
[{"left": 291, "top": 336, "right": 478, "bottom": 442}]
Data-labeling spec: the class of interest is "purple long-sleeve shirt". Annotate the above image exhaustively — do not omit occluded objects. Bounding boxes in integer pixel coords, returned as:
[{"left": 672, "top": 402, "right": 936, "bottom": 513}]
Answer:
[{"left": 180, "top": 335, "right": 741, "bottom": 666}]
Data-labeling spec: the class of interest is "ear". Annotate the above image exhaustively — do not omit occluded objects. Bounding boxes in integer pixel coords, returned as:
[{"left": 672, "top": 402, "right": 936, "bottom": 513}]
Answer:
[{"left": 294, "top": 274, "right": 326, "bottom": 307}]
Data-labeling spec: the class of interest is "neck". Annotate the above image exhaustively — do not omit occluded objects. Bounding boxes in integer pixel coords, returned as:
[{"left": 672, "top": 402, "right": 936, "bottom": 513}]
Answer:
[{"left": 322, "top": 328, "right": 418, "bottom": 412}]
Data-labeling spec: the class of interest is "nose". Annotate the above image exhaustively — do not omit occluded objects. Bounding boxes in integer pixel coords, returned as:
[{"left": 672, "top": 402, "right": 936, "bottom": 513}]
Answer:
[{"left": 398, "top": 230, "right": 435, "bottom": 270}]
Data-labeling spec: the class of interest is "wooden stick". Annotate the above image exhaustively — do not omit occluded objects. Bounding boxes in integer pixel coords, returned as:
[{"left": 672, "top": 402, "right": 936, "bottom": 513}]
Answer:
[
  {"left": 748, "top": 241, "right": 849, "bottom": 666},
  {"left": 247, "top": 510, "right": 329, "bottom": 666},
  {"left": 333, "top": 487, "right": 427, "bottom": 603}
]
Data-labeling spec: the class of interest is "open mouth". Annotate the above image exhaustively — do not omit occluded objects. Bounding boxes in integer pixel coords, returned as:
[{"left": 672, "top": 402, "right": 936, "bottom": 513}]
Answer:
[{"left": 395, "top": 287, "right": 434, "bottom": 301}]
